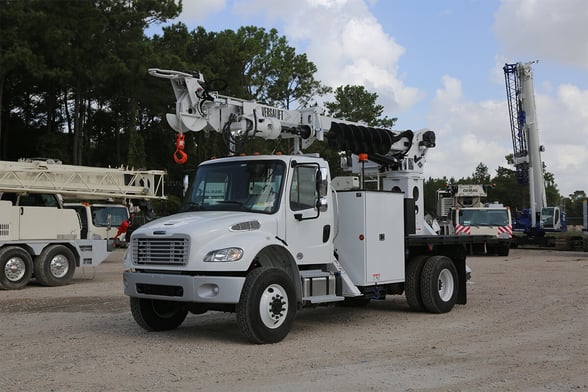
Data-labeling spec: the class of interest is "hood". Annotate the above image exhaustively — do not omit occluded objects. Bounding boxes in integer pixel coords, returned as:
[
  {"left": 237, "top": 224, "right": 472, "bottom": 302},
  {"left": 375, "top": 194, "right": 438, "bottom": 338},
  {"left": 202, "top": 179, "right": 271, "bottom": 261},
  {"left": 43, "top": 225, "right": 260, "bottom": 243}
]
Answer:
[{"left": 135, "top": 211, "right": 276, "bottom": 236}]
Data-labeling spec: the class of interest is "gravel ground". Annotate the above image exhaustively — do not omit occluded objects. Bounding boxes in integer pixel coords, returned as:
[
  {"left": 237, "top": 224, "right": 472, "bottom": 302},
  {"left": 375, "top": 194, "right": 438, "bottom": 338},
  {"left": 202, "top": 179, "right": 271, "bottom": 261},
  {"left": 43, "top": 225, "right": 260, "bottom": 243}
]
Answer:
[{"left": 1, "top": 248, "right": 587, "bottom": 392}]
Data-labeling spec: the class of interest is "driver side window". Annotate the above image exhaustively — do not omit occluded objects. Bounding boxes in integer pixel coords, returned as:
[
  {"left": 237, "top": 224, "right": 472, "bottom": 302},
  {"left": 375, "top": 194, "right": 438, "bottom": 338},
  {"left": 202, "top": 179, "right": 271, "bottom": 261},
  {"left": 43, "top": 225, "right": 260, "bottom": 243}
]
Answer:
[{"left": 289, "top": 166, "right": 317, "bottom": 211}]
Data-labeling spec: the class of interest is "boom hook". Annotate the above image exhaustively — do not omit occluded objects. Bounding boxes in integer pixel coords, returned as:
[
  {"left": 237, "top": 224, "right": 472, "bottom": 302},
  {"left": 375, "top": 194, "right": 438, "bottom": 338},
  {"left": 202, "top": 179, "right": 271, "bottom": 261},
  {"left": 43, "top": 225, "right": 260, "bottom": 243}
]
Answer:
[{"left": 173, "top": 133, "right": 188, "bottom": 164}]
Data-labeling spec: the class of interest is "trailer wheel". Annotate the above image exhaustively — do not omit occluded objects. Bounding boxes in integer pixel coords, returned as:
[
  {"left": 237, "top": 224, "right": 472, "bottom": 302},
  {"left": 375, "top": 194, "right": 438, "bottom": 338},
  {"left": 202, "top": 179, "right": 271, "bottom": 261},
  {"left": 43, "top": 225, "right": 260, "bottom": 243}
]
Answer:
[
  {"left": 405, "top": 254, "right": 429, "bottom": 311},
  {"left": 34, "top": 245, "right": 76, "bottom": 286},
  {"left": 0, "top": 247, "right": 33, "bottom": 290},
  {"left": 130, "top": 297, "right": 188, "bottom": 331},
  {"left": 236, "top": 267, "right": 296, "bottom": 344},
  {"left": 420, "top": 255, "right": 458, "bottom": 314}
]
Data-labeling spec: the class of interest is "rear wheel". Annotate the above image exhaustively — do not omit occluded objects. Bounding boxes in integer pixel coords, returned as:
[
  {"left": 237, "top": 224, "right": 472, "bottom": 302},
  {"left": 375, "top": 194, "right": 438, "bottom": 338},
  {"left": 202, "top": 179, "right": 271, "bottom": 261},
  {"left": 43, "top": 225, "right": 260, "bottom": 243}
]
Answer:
[
  {"left": 34, "top": 245, "right": 76, "bottom": 286},
  {"left": 405, "top": 254, "right": 429, "bottom": 311},
  {"left": 236, "top": 267, "right": 296, "bottom": 344},
  {"left": 420, "top": 255, "right": 458, "bottom": 314},
  {"left": 0, "top": 247, "right": 33, "bottom": 290},
  {"left": 130, "top": 297, "right": 188, "bottom": 331}
]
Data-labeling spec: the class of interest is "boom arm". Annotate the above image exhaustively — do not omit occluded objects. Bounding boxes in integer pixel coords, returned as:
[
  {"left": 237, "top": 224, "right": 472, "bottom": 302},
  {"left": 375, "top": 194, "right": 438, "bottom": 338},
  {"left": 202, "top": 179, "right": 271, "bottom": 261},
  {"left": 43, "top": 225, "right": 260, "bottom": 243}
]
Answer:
[
  {"left": 149, "top": 68, "right": 436, "bottom": 169},
  {"left": 0, "top": 159, "right": 166, "bottom": 200},
  {"left": 503, "top": 62, "right": 547, "bottom": 228}
]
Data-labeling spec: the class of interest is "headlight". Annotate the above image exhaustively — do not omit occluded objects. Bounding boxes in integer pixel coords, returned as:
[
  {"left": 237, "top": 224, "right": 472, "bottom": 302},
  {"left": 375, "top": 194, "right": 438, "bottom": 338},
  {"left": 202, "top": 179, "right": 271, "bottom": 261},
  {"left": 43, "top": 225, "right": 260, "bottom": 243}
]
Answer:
[{"left": 204, "top": 247, "right": 243, "bottom": 262}]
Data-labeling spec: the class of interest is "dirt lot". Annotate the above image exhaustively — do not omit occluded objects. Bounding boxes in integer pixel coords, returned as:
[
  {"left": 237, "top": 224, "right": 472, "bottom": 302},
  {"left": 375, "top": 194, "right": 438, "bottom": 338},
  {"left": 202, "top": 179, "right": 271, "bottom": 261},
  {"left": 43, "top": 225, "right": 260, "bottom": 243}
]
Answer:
[{"left": 1, "top": 248, "right": 586, "bottom": 392}]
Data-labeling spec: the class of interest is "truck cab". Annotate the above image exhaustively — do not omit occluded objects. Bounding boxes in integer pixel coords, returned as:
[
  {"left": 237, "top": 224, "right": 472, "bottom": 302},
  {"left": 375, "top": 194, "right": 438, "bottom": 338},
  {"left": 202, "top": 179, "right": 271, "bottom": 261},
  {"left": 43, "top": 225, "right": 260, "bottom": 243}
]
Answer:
[
  {"left": 64, "top": 202, "right": 129, "bottom": 240},
  {"left": 453, "top": 206, "right": 512, "bottom": 255},
  {"left": 125, "top": 154, "right": 332, "bottom": 275}
]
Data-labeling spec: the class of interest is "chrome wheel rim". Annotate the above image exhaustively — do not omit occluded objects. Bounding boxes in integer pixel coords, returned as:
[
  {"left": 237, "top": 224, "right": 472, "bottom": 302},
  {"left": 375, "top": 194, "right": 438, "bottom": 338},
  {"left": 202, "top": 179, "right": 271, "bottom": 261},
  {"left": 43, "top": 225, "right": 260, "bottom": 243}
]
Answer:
[{"left": 5, "top": 257, "right": 26, "bottom": 282}]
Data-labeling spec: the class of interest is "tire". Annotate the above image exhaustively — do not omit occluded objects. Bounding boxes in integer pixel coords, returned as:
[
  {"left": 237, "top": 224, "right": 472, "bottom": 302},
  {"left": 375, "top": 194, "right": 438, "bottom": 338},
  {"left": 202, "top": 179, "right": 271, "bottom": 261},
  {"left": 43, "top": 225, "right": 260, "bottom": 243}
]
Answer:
[
  {"left": 497, "top": 244, "right": 510, "bottom": 256},
  {"left": 34, "top": 245, "right": 76, "bottom": 286},
  {"left": 236, "top": 267, "right": 297, "bottom": 344},
  {"left": 130, "top": 297, "right": 188, "bottom": 331},
  {"left": 420, "top": 255, "right": 458, "bottom": 314},
  {"left": 0, "top": 247, "right": 33, "bottom": 290},
  {"left": 405, "top": 254, "right": 429, "bottom": 311}
]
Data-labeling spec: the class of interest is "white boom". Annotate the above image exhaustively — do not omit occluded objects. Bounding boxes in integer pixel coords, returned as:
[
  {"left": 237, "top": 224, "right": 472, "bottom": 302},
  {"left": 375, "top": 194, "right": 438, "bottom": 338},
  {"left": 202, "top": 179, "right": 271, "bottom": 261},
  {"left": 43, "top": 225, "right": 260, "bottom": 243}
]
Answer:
[
  {"left": 149, "top": 68, "right": 437, "bottom": 233},
  {"left": 504, "top": 62, "right": 566, "bottom": 234},
  {"left": 0, "top": 158, "right": 166, "bottom": 200}
]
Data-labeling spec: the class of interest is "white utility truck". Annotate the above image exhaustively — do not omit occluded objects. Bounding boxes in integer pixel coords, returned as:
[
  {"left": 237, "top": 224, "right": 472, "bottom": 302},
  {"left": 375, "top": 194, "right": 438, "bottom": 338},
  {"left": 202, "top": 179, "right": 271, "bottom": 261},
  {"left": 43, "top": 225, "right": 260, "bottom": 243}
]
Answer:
[
  {"left": 436, "top": 184, "right": 512, "bottom": 256},
  {"left": 123, "top": 69, "right": 493, "bottom": 344},
  {"left": 0, "top": 158, "right": 166, "bottom": 289}
]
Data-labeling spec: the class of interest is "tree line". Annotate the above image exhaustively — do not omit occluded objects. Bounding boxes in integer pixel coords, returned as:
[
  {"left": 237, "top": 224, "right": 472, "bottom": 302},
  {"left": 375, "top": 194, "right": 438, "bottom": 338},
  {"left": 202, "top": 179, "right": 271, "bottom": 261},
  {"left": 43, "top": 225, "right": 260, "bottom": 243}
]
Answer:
[{"left": 1, "top": 1, "right": 584, "bottom": 218}]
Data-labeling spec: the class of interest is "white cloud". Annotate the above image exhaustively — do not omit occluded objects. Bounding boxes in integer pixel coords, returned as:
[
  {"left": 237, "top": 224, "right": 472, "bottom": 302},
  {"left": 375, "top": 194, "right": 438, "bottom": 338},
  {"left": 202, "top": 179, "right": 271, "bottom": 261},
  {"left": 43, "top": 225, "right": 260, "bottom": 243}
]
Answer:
[
  {"left": 424, "top": 75, "right": 512, "bottom": 182},
  {"left": 494, "top": 0, "right": 588, "bottom": 69},
  {"left": 424, "top": 72, "right": 588, "bottom": 196},
  {"left": 533, "top": 84, "right": 588, "bottom": 195},
  {"left": 232, "top": 0, "right": 423, "bottom": 112},
  {"left": 177, "top": 0, "right": 227, "bottom": 24}
]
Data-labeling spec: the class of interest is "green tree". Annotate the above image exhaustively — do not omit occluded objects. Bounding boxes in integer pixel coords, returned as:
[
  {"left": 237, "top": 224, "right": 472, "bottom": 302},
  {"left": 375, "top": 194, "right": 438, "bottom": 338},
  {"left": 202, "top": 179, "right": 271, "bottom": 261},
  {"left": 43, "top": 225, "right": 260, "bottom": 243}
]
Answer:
[
  {"left": 324, "top": 85, "right": 396, "bottom": 128},
  {"left": 561, "top": 190, "right": 586, "bottom": 222},
  {"left": 0, "top": 0, "right": 181, "bottom": 166},
  {"left": 423, "top": 176, "right": 451, "bottom": 215},
  {"left": 471, "top": 162, "right": 491, "bottom": 184}
]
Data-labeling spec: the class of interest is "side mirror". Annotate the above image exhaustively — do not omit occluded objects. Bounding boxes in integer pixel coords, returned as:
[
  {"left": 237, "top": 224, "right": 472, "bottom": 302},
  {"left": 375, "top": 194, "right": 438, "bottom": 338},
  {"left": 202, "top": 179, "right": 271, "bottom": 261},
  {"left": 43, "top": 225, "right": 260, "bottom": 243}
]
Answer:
[
  {"left": 316, "top": 167, "right": 328, "bottom": 198},
  {"left": 316, "top": 167, "right": 329, "bottom": 212}
]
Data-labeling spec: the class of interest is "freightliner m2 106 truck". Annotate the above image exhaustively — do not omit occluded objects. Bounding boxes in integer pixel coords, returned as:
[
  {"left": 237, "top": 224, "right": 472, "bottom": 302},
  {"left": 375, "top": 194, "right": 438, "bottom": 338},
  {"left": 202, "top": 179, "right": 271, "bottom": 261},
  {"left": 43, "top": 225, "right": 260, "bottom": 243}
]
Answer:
[{"left": 123, "top": 69, "right": 493, "bottom": 344}]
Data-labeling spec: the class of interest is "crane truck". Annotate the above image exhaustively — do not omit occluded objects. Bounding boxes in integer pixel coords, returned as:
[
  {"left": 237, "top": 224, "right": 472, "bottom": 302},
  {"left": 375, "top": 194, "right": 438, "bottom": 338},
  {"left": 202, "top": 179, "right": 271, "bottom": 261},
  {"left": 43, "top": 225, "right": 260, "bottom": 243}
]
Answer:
[
  {"left": 436, "top": 184, "right": 512, "bottom": 256},
  {"left": 123, "top": 69, "right": 493, "bottom": 344},
  {"left": 503, "top": 62, "right": 567, "bottom": 247},
  {"left": 0, "top": 158, "right": 166, "bottom": 289},
  {"left": 437, "top": 184, "right": 512, "bottom": 256}
]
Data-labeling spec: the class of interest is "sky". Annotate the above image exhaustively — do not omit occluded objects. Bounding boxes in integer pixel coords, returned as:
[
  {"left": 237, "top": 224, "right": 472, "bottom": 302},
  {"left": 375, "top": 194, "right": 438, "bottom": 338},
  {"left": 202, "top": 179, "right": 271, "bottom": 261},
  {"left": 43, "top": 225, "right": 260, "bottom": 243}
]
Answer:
[{"left": 149, "top": 0, "right": 588, "bottom": 197}]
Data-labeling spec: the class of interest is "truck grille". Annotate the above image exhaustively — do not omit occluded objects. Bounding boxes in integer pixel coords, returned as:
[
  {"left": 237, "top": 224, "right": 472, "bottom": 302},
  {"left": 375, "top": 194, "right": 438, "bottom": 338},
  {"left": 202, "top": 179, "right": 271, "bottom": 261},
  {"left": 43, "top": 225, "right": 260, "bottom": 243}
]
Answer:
[{"left": 132, "top": 236, "right": 190, "bottom": 266}]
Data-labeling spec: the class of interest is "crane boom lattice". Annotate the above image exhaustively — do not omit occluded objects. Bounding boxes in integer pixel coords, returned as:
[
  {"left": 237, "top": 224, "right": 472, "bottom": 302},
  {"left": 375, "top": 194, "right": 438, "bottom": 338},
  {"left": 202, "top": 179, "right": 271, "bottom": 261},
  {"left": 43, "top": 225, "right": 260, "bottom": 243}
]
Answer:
[
  {"left": 0, "top": 159, "right": 166, "bottom": 200},
  {"left": 503, "top": 63, "right": 529, "bottom": 185}
]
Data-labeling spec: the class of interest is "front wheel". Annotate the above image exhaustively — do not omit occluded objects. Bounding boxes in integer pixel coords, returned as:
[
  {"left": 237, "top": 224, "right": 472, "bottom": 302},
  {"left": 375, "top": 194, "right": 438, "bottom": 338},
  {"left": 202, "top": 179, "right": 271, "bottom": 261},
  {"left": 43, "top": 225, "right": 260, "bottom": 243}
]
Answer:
[
  {"left": 130, "top": 297, "right": 188, "bottom": 331},
  {"left": 236, "top": 267, "right": 297, "bottom": 344},
  {"left": 420, "top": 255, "right": 458, "bottom": 314}
]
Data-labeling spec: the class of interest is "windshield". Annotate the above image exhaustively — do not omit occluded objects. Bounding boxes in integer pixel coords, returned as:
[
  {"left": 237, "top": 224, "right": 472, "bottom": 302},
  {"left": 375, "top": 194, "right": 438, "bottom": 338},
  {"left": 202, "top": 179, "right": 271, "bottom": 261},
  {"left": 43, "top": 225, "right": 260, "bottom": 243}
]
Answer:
[
  {"left": 182, "top": 160, "right": 285, "bottom": 214},
  {"left": 541, "top": 207, "right": 559, "bottom": 228},
  {"left": 458, "top": 209, "right": 509, "bottom": 227},
  {"left": 90, "top": 206, "right": 128, "bottom": 227}
]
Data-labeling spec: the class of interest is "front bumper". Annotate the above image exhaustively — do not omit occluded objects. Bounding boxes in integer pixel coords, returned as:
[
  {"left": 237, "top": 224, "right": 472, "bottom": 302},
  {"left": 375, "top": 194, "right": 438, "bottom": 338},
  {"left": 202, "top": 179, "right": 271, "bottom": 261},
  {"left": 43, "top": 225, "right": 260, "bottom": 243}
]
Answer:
[{"left": 123, "top": 271, "right": 245, "bottom": 303}]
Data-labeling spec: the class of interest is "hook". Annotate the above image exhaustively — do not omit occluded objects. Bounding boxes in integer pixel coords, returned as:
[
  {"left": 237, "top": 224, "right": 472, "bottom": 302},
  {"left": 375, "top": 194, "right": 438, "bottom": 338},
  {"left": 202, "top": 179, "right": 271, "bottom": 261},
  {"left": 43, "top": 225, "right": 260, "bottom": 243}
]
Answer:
[{"left": 173, "top": 133, "right": 188, "bottom": 164}]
